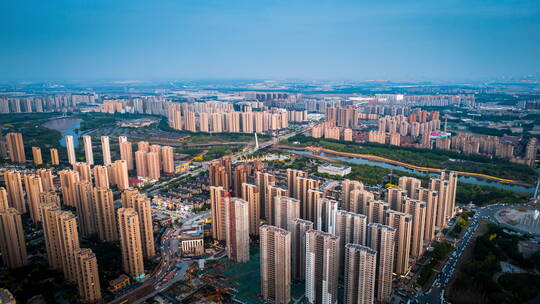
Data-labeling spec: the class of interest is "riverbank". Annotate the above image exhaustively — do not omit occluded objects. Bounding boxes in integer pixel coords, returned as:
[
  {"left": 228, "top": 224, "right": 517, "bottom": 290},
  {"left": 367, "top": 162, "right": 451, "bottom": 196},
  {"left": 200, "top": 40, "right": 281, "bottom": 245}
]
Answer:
[{"left": 283, "top": 134, "right": 537, "bottom": 185}]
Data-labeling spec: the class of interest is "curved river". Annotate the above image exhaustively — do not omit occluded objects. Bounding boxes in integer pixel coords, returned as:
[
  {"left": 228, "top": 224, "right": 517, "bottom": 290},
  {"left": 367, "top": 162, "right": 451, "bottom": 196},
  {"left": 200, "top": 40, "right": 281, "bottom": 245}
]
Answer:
[
  {"left": 288, "top": 149, "right": 535, "bottom": 194},
  {"left": 43, "top": 118, "right": 82, "bottom": 148}
]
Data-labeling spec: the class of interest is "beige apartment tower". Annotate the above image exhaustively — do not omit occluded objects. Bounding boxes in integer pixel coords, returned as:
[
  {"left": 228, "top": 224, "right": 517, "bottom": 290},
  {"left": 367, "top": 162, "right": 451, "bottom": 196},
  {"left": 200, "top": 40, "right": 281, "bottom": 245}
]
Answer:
[
  {"left": 4, "top": 170, "right": 26, "bottom": 214},
  {"left": 161, "top": 146, "right": 174, "bottom": 174},
  {"left": 23, "top": 174, "right": 43, "bottom": 223},
  {"left": 135, "top": 150, "right": 147, "bottom": 177},
  {"left": 241, "top": 183, "right": 260, "bottom": 236},
  {"left": 59, "top": 169, "right": 80, "bottom": 208},
  {"left": 115, "top": 160, "right": 130, "bottom": 190},
  {"left": 367, "top": 223, "right": 396, "bottom": 303},
  {"left": 336, "top": 210, "right": 367, "bottom": 275},
  {"left": 0, "top": 188, "right": 8, "bottom": 211},
  {"left": 6, "top": 132, "right": 25, "bottom": 163},
  {"left": 37, "top": 168, "right": 55, "bottom": 191},
  {"left": 119, "top": 138, "right": 134, "bottom": 170},
  {"left": 290, "top": 218, "right": 313, "bottom": 282},
  {"left": 385, "top": 210, "right": 413, "bottom": 275},
  {"left": 32, "top": 146, "right": 43, "bottom": 165},
  {"left": 93, "top": 165, "right": 109, "bottom": 189},
  {"left": 341, "top": 179, "right": 364, "bottom": 211},
  {"left": 74, "top": 248, "right": 102, "bottom": 303},
  {"left": 349, "top": 189, "right": 374, "bottom": 215},
  {"left": 210, "top": 186, "right": 227, "bottom": 241},
  {"left": 399, "top": 176, "right": 421, "bottom": 198},
  {"left": 65, "top": 135, "right": 76, "bottom": 165},
  {"left": 83, "top": 135, "right": 94, "bottom": 165},
  {"left": 305, "top": 229, "right": 340, "bottom": 304},
  {"left": 343, "top": 244, "right": 377, "bottom": 304},
  {"left": 265, "top": 185, "right": 288, "bottom": 225},
  {"left": 260, "top": 225, "right": 291, "bottom": 304},
  {"left": 76, "top": 182, "right": 98, "bottom": 238},
  {"left": 417, "top": 187, "right": 438, "bottom": 242},
  {"left": 225, "top": 198, "right": 250, "bottom": 263},
  {"left": 0, "top": 208, "right": 28, "bottom": 269},
  {"left": 274, "top": 196, "right": 300, "bottom": 231},
  {"left": 93, "top": 187, "right": 118, "bottom": 243},
  {"left": 121, "top": 189, "right": 155, "bottom": 258},
  {"left": 50, "top": 148, "right": 60, "bottom": 165},
  {"left": 146, "top": 152, "right": 160, "bottom": 179},
  {"left": 101, "top": 136, "right": 111, "bottom": 165},
  {"left": 73, "top": 162, "right": 92, "bottom": 182},
  {"left": 118, "top": 208, "right": 145, "bottom": 281},
  {"left": 403, "top": 199, "right": 427, "bottom": 259}
]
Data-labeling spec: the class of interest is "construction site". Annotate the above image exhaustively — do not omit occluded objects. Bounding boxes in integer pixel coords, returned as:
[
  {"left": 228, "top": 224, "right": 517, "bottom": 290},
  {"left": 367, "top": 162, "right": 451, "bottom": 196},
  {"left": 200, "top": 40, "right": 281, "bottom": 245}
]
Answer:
[{"left": 156, "top": 244, "right": 308, "bottom": 303}]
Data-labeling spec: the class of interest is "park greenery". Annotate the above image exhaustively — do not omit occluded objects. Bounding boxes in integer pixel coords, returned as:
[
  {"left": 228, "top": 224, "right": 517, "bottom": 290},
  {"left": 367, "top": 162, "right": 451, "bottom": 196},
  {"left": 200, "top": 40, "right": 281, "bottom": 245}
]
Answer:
[
  {"left": 450, "top": 223, "right": 540, "bottom": 304},
  {"left": 285, "top": 134, "right": 537, "bottom": 184}
]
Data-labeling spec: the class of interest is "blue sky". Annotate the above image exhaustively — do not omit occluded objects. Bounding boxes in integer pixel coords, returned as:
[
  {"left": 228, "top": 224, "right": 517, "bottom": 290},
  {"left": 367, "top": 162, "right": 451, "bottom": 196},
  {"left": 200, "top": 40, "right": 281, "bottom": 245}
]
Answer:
[{"left": 0, "top": 0, "right": 539, "bottom": 81}]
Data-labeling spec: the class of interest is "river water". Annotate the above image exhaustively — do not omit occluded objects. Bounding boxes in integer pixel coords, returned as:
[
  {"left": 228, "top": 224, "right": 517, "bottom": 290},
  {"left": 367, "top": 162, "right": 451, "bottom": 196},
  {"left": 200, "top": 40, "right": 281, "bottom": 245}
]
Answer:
[
  {"left": 43, "top": 118, "right": 82, "bottom": 148},
  {"left": 288, "top": 149, "right": 535, "bottom": 194}
]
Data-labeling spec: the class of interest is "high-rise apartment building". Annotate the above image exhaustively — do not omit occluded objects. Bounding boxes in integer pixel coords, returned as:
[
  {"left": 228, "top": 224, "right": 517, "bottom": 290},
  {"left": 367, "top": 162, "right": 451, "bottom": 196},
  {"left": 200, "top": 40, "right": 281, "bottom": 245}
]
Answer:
[
  {"left": 287, "top": 169, "right": 307, "bottom": 198},
  {"left": 274, "top": 196, "right": 300, "bottom": 231},
  {"left": 93, "top": 187, "right": 118, "bottom": 243},
  {"left": 335, "top": 210, "right": 367, "bottom": 275},
  {"left": 135, "top": 151, "right": 147, "bottom": 177},
  {"left": 305, "top": 189, "right": 324, "bottom": 223},
  {"left": 93, "top": 165, "right": 109, "bottom": 189},
  {"left": 343, "top": 244, "right": 377, "bottom": 304},
  {"left": 386, "top": 187, "right": 407, "bottom": 212},
  {"left": 4, "top": 170, "right": 26, "bottom": 213},
  {"left": 260, "top": 225, "right": 291, "bottom": 304},
  {"left": 76, "top": 181, "right": 98, "bottom": 238},
  {"left": 367, "top": 223, "right": 396, "bottom": 303},
  {"left": 225, "top": 198, "right": 250, "bottom": 262},
  {"left": 290, "top": 218, "right": 313, "bottom": 282},
  {"left": 233, "top": 164, "right": 248, "bottom": 197},
  {"left": 402, "top": 199, "right": 427, "bottom": 259},
  {"left": 265, "top": 185, "right": 288, "bottom": 225},
  {"left": 50, "top": 148, "right": 60, "bottom": 165},
  {"left": 83, "top": 135, "right": 94, "bottom": 165},
  {"left": 255, "top": 172, "right": 276, "bottom": 220},
  {"left": 440, "top": 170, "right": 458, "bottom": 220},
  {"left": 161, "top": 146, "right": 174, "bottom": 174},
  {"left": 74, "top": 248, "right": 102, "bottom": 303},
  {"left": 121, "top": 189, "right": 155, "bottom": 258},
  {"left": 416, "top": 188, "right": 438, "bottom": 242},
  {"left": 349, "top": 189, "right": 374, "bottom": 215},
  {"left": 0, "top": 208, "right": 28, "bottom": 268},
  {"left": 366, "top": 200, "right": 390, "bottom": 224},
  {"left": 137, "top": 141, "right": 149, "bottom": 153},
  {"left": 44, "top": 210, "right": 80, "bottom": 283},
  {"left": 241, "top": 183, "right": 260, "bottom": 236},
  {"left": 32, "top": 146, "right": 43, "bottom": 165},
  {"left": 59, "top": 169, "right": 80, "bottom": 208},
  {"left": 73, "top": 162, "right": 92, "bottom": 182},
  {"left": 101, "top": 136, "right": 111, "bottom": 165},
  {"left": 37, "top": 168, "right": 55, "bottom": 191},
  {"left": 430, "top": 178, "right": 450, "bottom": 229},
  {"left": 398, "top": 176, "right": 421, "bottom": 199},
  {"left": 6, "top": 132, "right": 25, "bottom": 163},
  {"left": 23, "top": 174, "right": 43, "bottom": 223},
  {"left": 118, "top": 208, "right": 145, "bottom": 281},
  {"left": 115, "top": 160, "right": 130, "bottom": 190},
  {"left": 385, "top": 210, "right": 413, "bottom": 275},
  {"left": 106, "top": 163, "right": 117, "bottom": 186},
  {"left": 297, "top": 177, "right": 321, "bottom": 221},
  {"left": 210, "top": 186, "right": 227, "bottom": 241},
  {"left": 66, "top": 135, "right": 76, "bottom": 165},
  {"left": 341, "top": 179, "right": 364, "bottom": 211},
  {"left": 119, "top": 139, "right": 134, "bottom": 170},
  {"left": 146, "top": 152, "right": 160, "bottom": 179},
  {"left": 315, "top": 198, "right": 338, "bottom": 234},
  {"left": 0, "top": 188, "right": 8, "bottom": 211},
  {"left": 305, "top": 229, "right": 340, "bottom": 304}
]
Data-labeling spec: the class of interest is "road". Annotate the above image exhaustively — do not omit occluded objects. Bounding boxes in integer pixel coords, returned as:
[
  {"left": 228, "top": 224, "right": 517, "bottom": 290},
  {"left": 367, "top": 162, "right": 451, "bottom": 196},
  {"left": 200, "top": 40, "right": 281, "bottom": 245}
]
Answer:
[{"left": 109, "top": 228, "right": 181, "bottom": 304}]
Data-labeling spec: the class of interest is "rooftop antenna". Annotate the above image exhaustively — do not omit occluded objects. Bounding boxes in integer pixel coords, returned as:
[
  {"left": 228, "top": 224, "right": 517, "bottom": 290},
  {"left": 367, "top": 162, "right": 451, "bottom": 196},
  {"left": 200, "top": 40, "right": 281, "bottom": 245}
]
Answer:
[{"left": 254, "top": 132, "right": 259, "bottom": 151}]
